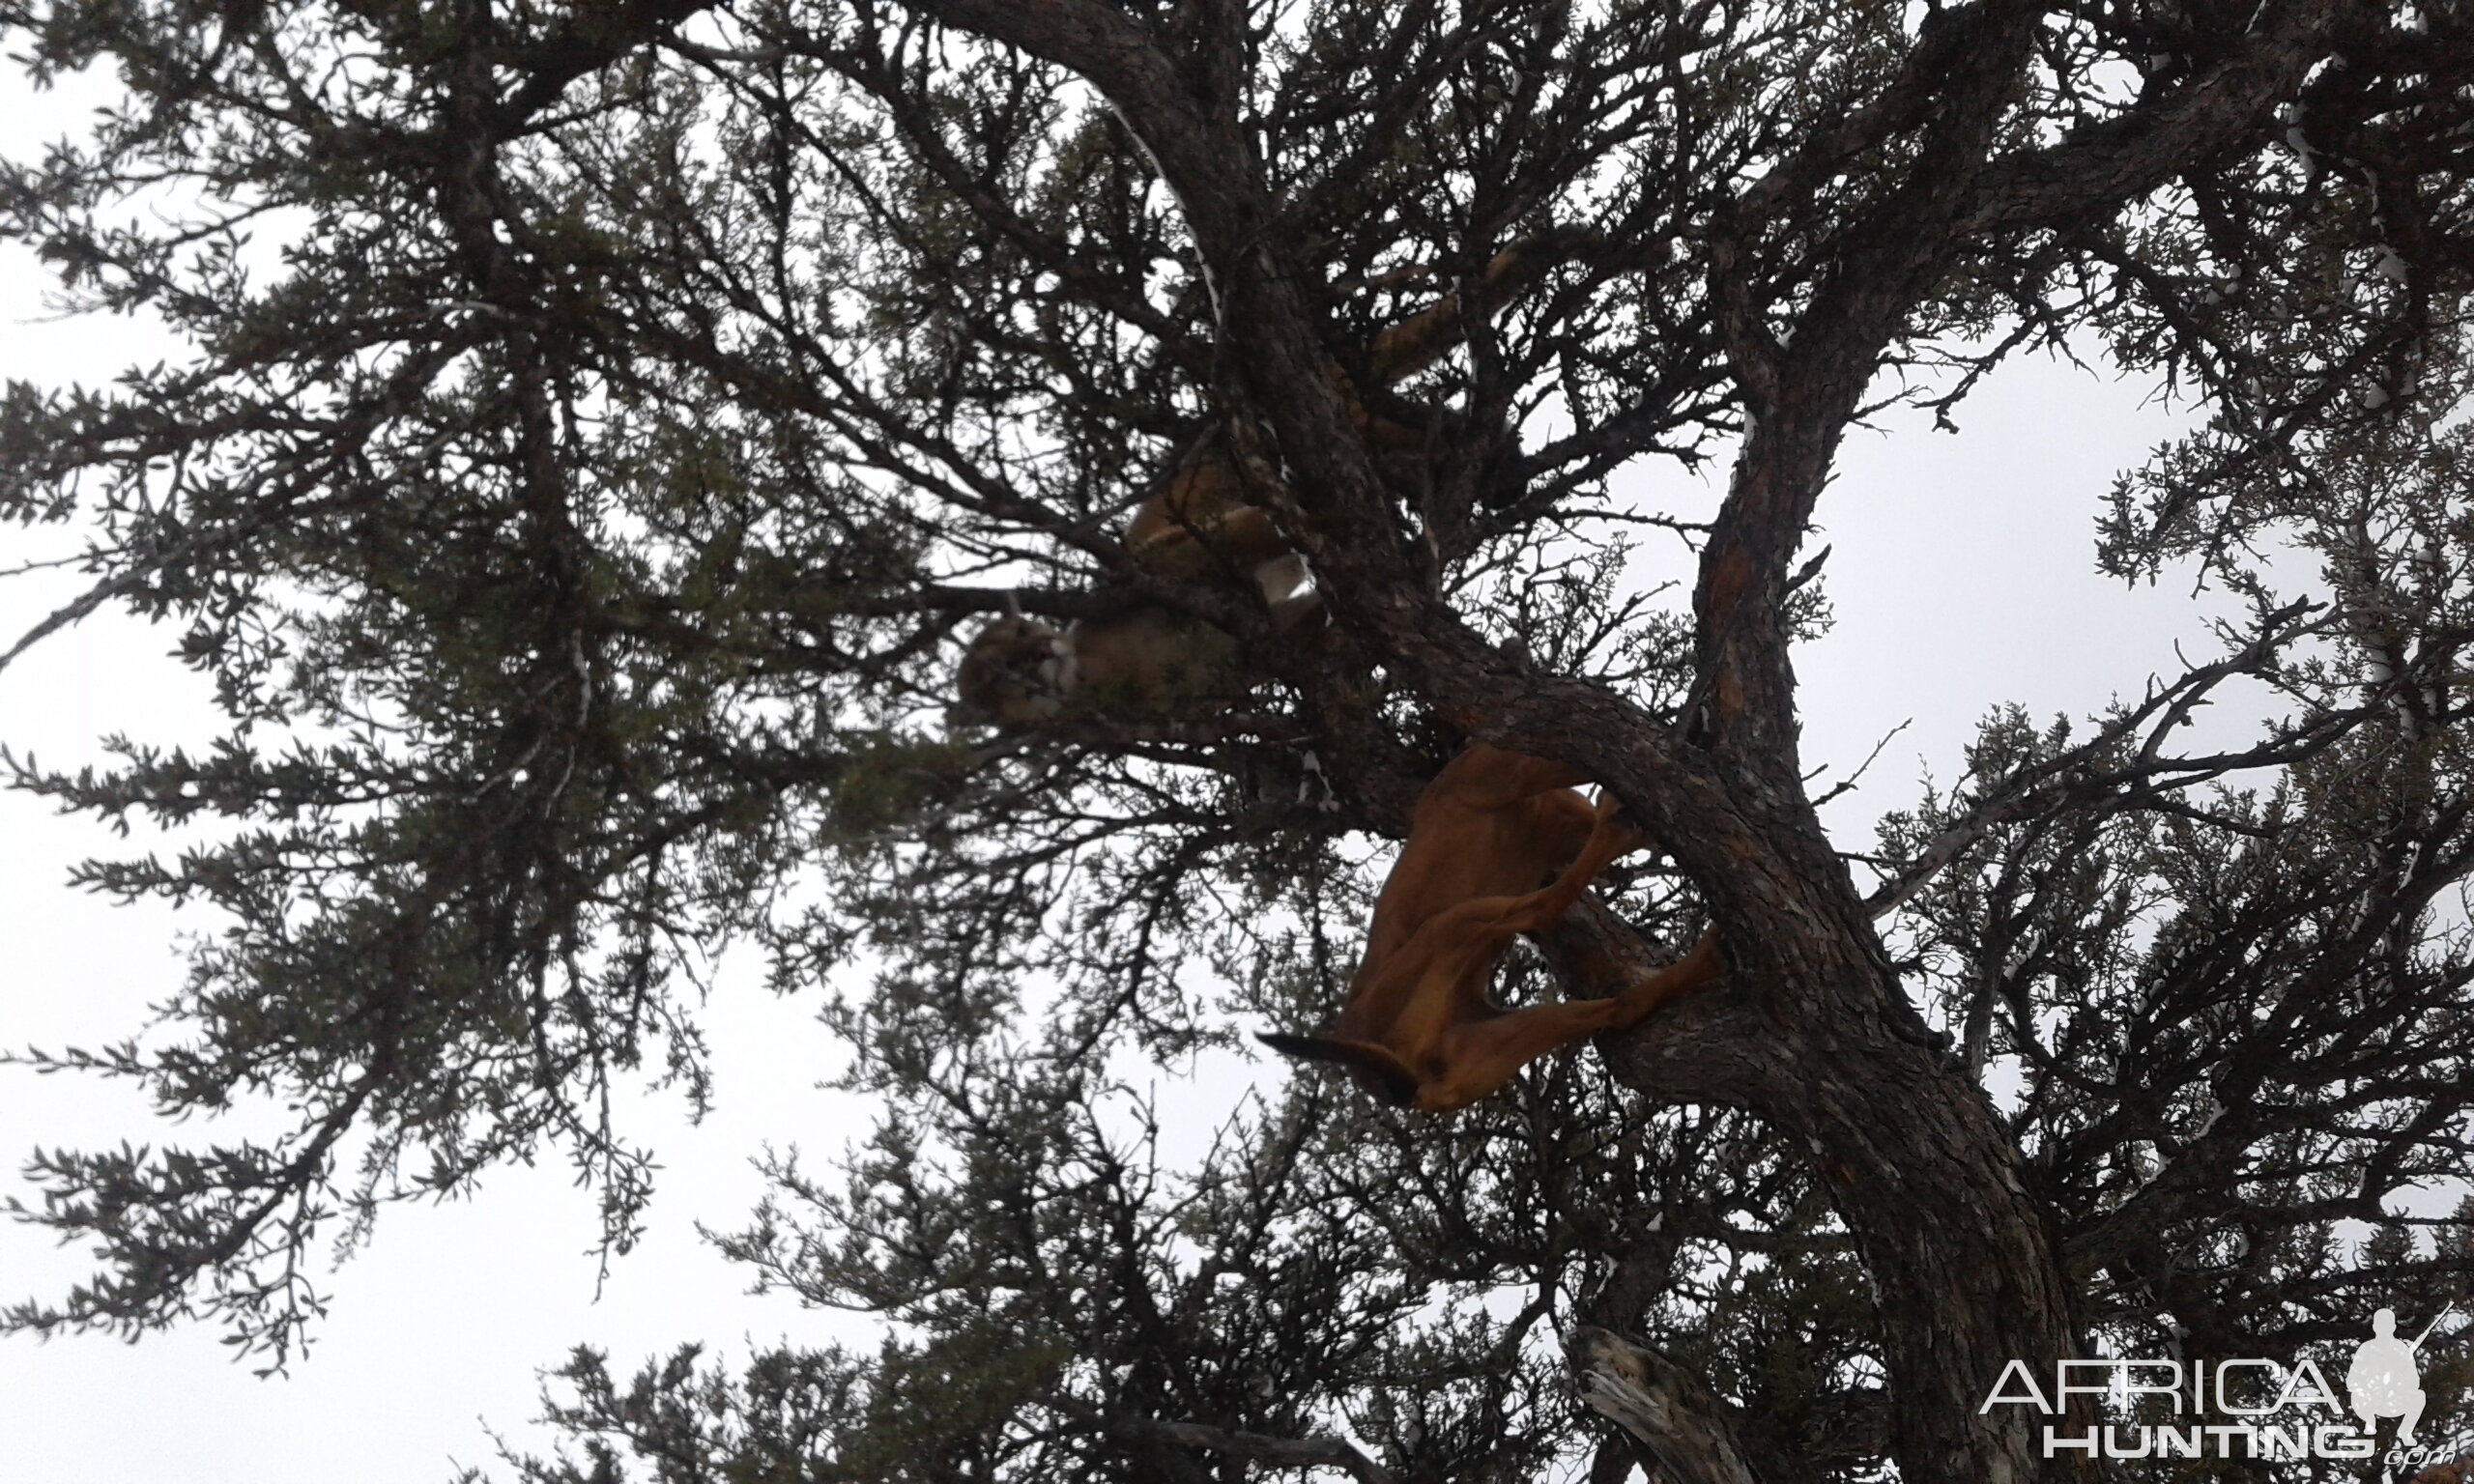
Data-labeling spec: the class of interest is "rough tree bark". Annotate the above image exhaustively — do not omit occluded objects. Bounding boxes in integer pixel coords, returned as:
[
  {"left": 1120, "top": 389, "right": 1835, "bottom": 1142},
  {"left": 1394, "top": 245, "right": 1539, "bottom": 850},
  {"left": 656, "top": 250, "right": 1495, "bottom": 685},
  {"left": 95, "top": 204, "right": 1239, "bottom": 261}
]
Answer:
[
  {"left": 1568, "top": 1325, "right": 1765, "bottom": 1484},
  {"left": 0, "top": 0, "right": 2394, "bottom": 1474},
  {"left": 888, "top": 3, "right": 2361, "bottom": 1481}
]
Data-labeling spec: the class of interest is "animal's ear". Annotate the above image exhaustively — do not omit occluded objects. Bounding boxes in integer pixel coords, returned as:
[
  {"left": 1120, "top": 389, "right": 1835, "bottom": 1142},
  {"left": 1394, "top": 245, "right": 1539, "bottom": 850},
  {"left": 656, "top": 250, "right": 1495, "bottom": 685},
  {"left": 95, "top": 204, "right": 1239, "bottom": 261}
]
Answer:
[{"left": 1255, "top": 1031, "right": 1421, "bottom": 1108}]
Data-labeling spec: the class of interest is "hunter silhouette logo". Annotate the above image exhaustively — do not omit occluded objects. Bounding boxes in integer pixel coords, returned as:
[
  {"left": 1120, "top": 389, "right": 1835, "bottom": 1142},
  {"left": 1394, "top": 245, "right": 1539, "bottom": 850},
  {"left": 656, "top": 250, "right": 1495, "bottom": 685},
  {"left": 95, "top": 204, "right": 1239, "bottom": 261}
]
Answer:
[
  {"left": 2347, "top": 1307, "right": 2458, "bottom": 1444},
  {"left": 1979, "top": 1304, "right": 2468, "bottom": 1465}
]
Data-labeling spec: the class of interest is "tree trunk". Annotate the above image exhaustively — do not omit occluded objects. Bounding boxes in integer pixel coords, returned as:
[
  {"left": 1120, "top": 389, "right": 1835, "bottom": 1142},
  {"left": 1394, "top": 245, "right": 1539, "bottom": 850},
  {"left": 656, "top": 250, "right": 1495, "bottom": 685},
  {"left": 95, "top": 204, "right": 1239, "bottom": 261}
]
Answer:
[
  {"left": 1538, "top": 766, "right": 2079, "bottom": 1484},
  {"left": 896, "top": 9, "right": 2100, "bottom": 1479}
]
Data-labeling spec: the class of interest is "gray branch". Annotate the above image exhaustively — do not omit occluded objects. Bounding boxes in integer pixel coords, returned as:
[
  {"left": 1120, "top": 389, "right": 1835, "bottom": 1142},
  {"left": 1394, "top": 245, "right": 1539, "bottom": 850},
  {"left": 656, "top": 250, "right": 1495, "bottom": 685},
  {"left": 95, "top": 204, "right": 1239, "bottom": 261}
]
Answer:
[
  {"left": 1568, "top": 1326, "right": 1769, "bottom": 1484},
  {"left": 1115, "top": 1416, "right": 1399, "bottom": 1484}
]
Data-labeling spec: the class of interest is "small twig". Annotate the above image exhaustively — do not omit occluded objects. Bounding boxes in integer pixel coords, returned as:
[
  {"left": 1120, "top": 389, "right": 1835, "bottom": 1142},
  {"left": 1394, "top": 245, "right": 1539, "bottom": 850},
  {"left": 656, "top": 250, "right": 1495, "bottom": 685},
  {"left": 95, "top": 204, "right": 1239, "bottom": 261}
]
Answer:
[{"left": 1812, "top": 717, "right": 1910, "bottom": 809}]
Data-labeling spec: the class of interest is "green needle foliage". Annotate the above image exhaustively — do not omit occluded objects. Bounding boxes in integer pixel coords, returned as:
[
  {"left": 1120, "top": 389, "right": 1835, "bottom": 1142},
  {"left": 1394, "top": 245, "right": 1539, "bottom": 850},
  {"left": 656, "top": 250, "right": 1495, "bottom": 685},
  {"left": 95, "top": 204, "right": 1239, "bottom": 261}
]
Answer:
[{"left": 2, "top": 1, "right": 2473, "bottom": 1480}]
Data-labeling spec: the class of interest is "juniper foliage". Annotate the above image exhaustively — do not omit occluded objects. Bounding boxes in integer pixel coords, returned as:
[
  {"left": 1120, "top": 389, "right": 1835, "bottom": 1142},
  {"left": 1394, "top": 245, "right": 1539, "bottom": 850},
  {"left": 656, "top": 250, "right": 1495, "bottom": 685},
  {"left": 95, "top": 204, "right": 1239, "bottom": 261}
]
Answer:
[{"left": 4, "top": 1, "right": 2474, "bottom": 1480}]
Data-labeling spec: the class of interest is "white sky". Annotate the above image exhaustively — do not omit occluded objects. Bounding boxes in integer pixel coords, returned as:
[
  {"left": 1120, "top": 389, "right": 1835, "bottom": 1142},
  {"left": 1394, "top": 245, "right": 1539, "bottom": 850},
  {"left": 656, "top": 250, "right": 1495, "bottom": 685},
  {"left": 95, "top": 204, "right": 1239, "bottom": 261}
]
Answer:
[{"left": 0, "top": 60, "right": 2247, "bottom": 1484}]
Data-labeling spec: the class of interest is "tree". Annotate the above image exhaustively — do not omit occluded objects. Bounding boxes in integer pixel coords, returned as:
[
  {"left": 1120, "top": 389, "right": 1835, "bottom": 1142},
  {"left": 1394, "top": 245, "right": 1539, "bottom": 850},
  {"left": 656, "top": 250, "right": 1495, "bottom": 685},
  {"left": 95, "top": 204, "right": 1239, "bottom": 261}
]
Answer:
[{"left": 3, "top": 0, "right": 2473, "bottom": 1479}]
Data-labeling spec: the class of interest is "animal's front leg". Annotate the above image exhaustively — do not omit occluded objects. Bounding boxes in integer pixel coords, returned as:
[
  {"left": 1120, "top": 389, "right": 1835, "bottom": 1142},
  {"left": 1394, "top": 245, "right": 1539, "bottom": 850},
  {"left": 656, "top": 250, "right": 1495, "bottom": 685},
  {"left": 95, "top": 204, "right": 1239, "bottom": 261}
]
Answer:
[
  {"left": 1606, "top": 932, "right": 1726, "bottom": 1028},
  {"left": 1415, "top": 999, "right": 1639, "bottom": 1111},
  {"left": 1413, "top": 934, "right": 1723, "bottom": 1112}
]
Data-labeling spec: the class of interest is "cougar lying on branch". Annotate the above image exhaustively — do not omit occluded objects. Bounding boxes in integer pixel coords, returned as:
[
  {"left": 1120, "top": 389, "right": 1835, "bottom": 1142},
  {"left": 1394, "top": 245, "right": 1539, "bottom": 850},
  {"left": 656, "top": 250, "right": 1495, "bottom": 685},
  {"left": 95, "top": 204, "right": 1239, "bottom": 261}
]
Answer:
[{"left": 950, "top": 239, "right": 1575, "bottom": 728}]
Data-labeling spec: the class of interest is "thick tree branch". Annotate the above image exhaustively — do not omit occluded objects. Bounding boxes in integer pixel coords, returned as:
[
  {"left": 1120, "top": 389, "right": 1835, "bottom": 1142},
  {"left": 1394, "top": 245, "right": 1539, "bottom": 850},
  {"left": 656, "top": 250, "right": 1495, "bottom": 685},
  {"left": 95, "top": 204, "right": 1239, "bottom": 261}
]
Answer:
[
  {"left": 500, "top": 0, "right": 725, "bottom": 123},
  {"left": 1696, "top": 2, "right": 2044, "bottom": 772},
  {"left": 1568, "top": 1326, "right": 1769, "bottom": 1484},
  {"left": 1971, "top": 0, "right": 2347, "bottom": 234},
  {"left": 1114, "top": 1417, "right": 1399, "bottom": 1484}
]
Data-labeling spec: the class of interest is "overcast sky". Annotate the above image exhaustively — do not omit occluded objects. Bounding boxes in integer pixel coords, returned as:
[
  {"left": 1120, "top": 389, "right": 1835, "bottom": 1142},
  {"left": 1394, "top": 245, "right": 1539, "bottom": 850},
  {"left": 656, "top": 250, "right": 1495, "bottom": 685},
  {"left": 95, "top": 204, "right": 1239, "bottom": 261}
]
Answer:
[{"left": 0, "top": 61, "right": 2240, "bottom": 1484}]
